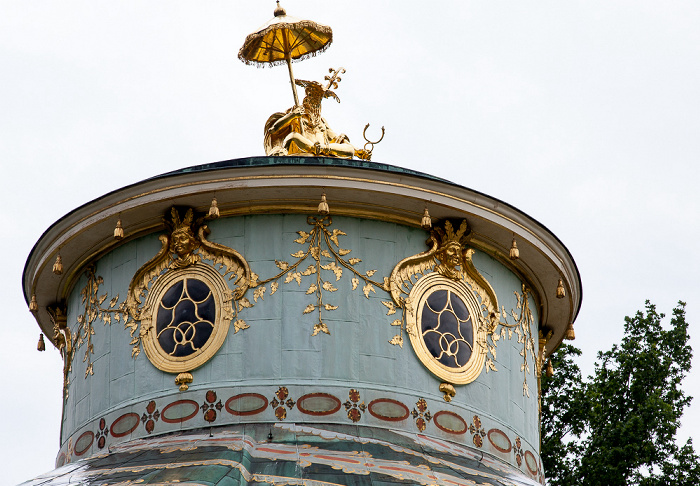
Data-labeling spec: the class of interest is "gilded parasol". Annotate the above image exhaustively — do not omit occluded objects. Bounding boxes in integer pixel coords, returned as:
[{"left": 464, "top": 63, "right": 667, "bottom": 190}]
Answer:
[{"left": 238, "top": 2, "right": 333, "bottom": 106}]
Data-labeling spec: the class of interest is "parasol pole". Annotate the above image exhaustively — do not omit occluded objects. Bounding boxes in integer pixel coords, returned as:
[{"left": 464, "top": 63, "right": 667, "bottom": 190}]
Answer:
[
  {"left": 281, "top": 27, "right": 300, "bottom": 107},
  {"left": 285, "top": 52, "right": 300, "bottom": 107}
]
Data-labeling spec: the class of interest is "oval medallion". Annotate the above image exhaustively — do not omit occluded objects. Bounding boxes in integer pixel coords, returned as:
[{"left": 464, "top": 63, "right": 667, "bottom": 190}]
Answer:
[
  {"left": 433, "top": 411, "right": 467, "bottom": 434},
  {"left": 297, "top": 393, "right": 342, "bottom": 416},
  {"left": 225, "top": 393, "right": 268, "bottom": 416},
  {"left": 368, "top": 399, "right": 410, "bottom": 422},
  {"left": 110, "top": 412, "right": 140, "bottom": 438},
  {"left": 161, "top": 399, "right": 200, "bottom": 423},
  {"left": 487, "top": 428, "right": 512, "bottom": 453},
  {"left": 524, "top": 450, "right": 539, "bottom": 475},
  {"left": 74, "top": 431, "right": 94, "bottom": 456}
]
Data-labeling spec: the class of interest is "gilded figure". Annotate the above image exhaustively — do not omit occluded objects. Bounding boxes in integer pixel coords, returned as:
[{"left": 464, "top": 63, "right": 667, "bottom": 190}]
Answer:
[
  {"left": 264, "top": 68, "right": 371, "bottom": 160},
  {"left": 166, "top": 208, "right": 200, "bottom": 268}
]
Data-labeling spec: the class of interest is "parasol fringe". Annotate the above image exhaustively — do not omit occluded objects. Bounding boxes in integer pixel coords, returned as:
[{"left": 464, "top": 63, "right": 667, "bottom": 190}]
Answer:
[
  {"left": 238, "top": 20, "right": 333, "bottom": 67},
  {"left": 238, "top": 41, "right": 332, "bottom": 68}
]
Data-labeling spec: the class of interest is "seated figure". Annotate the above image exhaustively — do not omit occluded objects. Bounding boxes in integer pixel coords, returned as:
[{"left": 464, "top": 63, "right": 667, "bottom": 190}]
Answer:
[{"left": 264, "top": 77, "right": 370, "bottom": 160}]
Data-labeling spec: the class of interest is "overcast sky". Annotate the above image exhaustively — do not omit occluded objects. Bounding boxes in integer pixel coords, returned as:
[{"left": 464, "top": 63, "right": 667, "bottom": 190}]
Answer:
[{"left": 3, "top": 1, "right": 700, "bottom": 483}]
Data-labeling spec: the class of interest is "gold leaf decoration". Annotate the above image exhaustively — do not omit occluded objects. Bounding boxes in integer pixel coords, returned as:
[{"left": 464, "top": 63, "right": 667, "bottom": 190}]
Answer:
[
  {"left": 324, "top": 304, "right": 338, "bottom": 311},
  {"left": 348, "top": 258, "right": 362, "bottom": 265},
  {"left": 362, "top": 283, "right": 375, "bottom": 298},
  {"left": 338, "top": 248, "right": 351, "bottom": 256},
  {"left": 329, "top": 229, "right": 346, "bottom": 247},
  {"left": 306, "top": 284, "right": 318, "bottom": 295},
  {"left": 352, "top": 277, "right": 359, "bottom": 290},
  {"left": 270, "top": 282, "right": 279, "bottom": 295},
  {"left": 238, "top": 297, "right": 253, "bottom": 312},
  {"left": 391, "top": 319, "right": 402, "bottom": 326},
  {"left": 312, "top": 323, "right": 330, "bottom": 336},
  {"left": 295, "top": 231, "right": 311, "bottom": 244},
  {"left": 303, "top": 304, "right": 316, "bottom": 314},
  {"left": 233, "top": 319, "right": 250, "bottom": 333},
  {"left": 253, "top": 286, "right": 266, "bottom": 303},
  {"left": 322, "top": 281, "right": 338, "bottom": 292},
  {"left": 389, "top": 335, "right": 404, "bottom": 347},
  {"left": 382, "top": 301, "right": 397, "bottom": 315},
  {"left": 98, "top": 293, "right": 108, "bottom": 305},
  {"left": 291, "top": 250, "right": 305, "bottom": 258},
  {"left": 486, "top": 358, "right": 497, "bottom": 372},
  {"left": 275, "top": 260, "right": 289, "bottom": 270},
  {"left": 320, "top": 249, "right": 332, "bottom": 258},
  {"left": 301, "top": 265, "right": 316, "bottom": 276},
  {"left": 366, "top": 270, "right": 377, "bottom": 277}
]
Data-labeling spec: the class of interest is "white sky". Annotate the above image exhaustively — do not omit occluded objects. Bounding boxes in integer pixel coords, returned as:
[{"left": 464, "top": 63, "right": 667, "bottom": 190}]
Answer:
[{"left": 2, "top": 1, "right": 700, "bottom": 483}]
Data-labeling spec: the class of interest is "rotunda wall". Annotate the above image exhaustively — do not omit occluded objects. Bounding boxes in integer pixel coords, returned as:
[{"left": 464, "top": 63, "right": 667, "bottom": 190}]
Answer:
[{"left": 58, "top": 213, "right": 542, "bottom": 475}]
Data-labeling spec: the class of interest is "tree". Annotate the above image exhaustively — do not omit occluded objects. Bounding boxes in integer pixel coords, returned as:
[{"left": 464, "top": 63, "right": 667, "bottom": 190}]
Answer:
[{"left": 541, "top": 301, "right": 700, "bottom": 486}]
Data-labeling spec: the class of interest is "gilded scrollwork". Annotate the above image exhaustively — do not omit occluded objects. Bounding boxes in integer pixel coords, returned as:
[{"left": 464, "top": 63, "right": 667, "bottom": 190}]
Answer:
[
  {"left": 124, "top": 208, "right": 252, "bottom": 358},
  {"left": 248, "top": 216, "right": 389, "bottom": 336},
  {"left": 387, "top": 220, "right": 499, "bottom": 356},
  {"left": 47, "top": 302, "right": 72, "bottom": 399}
]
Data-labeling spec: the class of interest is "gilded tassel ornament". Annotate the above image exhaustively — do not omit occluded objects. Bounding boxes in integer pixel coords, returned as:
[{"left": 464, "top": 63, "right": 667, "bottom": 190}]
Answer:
[
  {"left": 114, "top": 219, "right": 124, "bottom": 240},
  {"left": 208, "top": 198, "right": 220, "bottom": 218},
  {"left": 509, "top": 237, "right": 520, "bottom": 260},
  {"left": 37, "top": 333, "right": 46, "bottom": 352},
  {"left": 29, "top": 294, "right": 38, "bottom": 313},
  {"left": 546, "top": 360, "right": 553, "bottom": 377},
  {"left": 556, "top": 278, "right": 566, "bottom": 299},
  {"left": 565, "top": 322, "right": 576, "bottom": 340},
  {"left": 421, "top": 208, "right": 432, "bottom": 230},
  {"left": 317, "top": 193, "right": 329, "bottom": 215},
  {"left": 52, "top": 254, "right": 63, "bottom": 275}
]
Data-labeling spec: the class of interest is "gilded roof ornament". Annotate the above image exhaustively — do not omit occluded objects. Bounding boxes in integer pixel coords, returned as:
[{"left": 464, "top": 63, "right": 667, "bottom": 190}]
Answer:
[{"left": 240, "top": 5, "right": 382, "bottom": 160}]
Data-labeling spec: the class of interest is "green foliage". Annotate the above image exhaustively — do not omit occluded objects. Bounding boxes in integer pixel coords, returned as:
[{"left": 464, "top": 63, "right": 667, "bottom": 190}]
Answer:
[
  {"left": 540, "top": 344, "right": 585, "bottom": 486},
  {"left": 541, "top": 301, "right": 700, "bottom": 486}
]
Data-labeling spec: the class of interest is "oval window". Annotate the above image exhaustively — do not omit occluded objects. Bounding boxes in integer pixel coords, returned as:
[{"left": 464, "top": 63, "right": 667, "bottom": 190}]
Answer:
[
  {"left": 142, "top": 264, "right": 232, "bottom": 373},
  {"left": 407, "top": 273, "right": 486, "bottom": 384}
]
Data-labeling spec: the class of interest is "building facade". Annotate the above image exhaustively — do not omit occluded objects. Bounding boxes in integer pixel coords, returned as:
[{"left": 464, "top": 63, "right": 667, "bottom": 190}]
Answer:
[{"left": 22, "top": 157, "right": 581, "bottom": 485}]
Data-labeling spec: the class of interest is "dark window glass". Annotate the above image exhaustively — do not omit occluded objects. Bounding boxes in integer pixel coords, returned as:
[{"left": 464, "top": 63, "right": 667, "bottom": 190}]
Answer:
[
  {"left": 421, "top": 289, "right": 473, "bottom": 368},
  {"left": 156, "top": 278, "right": 216, "bottom": 357}
]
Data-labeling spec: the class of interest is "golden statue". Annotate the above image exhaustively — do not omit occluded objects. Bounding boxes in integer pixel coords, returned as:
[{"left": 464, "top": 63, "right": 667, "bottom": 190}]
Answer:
[{"left": 264, "top": 68, "right": 371, "bottom": 160}]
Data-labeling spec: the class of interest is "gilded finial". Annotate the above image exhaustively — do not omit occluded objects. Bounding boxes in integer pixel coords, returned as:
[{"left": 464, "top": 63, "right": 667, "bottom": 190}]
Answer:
[
  {"left": 564, "top": 322, "right": 575, "bottom": 340},
  {"left": 114, "top": 219, "right": 124, "bottom": 240},
  {"left": 52, "top": 254, "right": 64, "bottom": 275},
  {"left": 509, "top": 237, "right": 519, "bottom": 260},
  {"left": 421, "top": 208, "right": 432, "bottom": 230},
  {"left": 29, "top": 294, "right": 38, "bottom": 313},
  {"left": 556, "top": 278, "right": 566, "bottom": 299},
  {"left": 318, "top": 193, "right": 329, "bottom": 215},
  {"left": 208, "top": 198, "right": 220, "bottom": 218},
  {"left": 274, "top": 1, "right": 286, "bottom": 17},
  {"left": 37, "top": 333, "right": 46, "bottom": 352}
]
